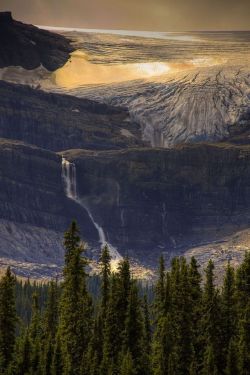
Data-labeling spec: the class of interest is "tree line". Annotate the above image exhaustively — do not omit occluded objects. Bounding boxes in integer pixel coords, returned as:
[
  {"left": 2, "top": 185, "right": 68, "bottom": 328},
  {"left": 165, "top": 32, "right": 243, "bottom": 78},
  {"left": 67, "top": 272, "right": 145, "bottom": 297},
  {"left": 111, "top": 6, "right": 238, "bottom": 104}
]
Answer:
[{"left": 0, "top": 221, "right": 249, "bottom": 375}]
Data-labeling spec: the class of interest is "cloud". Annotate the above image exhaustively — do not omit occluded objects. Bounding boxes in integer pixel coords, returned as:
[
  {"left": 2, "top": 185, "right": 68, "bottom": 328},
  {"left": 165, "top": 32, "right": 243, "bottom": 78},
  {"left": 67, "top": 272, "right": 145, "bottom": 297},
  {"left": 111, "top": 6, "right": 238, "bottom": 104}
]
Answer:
[{"left": 1, "top": 0, "right": 249, "bottom": 30}]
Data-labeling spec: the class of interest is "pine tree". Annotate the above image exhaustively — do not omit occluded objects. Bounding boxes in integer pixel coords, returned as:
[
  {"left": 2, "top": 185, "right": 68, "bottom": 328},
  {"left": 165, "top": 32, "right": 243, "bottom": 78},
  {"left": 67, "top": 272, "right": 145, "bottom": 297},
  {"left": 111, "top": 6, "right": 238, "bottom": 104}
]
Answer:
[
  {"left": 0, "top": 267, "right": 17, "bottom": 372},
  {"left": 120, "top": 351, "right": 136, "bottom": 375},
  {"left": 236, "top": 252, "right": 250, "bottom": 312},
  {"left": 202, "top": 344, "right": 218, "bottom": 375},
  {"left": 155, "top": 255, "right": 165, "bottom": 317},
  {"left": 15, "top": 329, "right": 32, "bottom": 375},
  {"left": 101, "top": 274, "right": 121, "bottom": 374},
  {"left": 225, "top": 338, "right": 239, "bottom": 375},
  {"left": 51, "top": 334, "right": 64, "bottom": 375},
  {"left": 238, "top": 302, "right": 250, "bottom": 375},
  {"left": 221, "top": 262, "right": 237, "bottom": 368},
  {"left": 83, "top": 314, "right": 103, "bottom": 375},
  {"left": 152, "top": 314, "right": 173, "bottom": 375},
  {"left": 122, "top": 282, "right": 144, "bottom": 374},
  {"left": 142, "top": 294, "right": 151, "bottom": 372},
  {"left": 188, "top": 257, "right": 202, "bottom": 366},
  {"left": 41, "top": 334, "right": 53, "bottom": 375},
  {"left": 43, "top": 281, "right": 58, "bottom": 340},
  {"left": 102, "top": 259, "right": 132, "bottom": 374},
  {"left": 58, "top": 221, "right": 92, "bottom": 375},
  {"left": 29, "top": 292, "right": 42, "bottom": 374},
  {"left": 201, "top": 260, "right": 221, "bottom": 372},
  {"left": 100, "top": 245, "right": 111, "bottom": 319}
]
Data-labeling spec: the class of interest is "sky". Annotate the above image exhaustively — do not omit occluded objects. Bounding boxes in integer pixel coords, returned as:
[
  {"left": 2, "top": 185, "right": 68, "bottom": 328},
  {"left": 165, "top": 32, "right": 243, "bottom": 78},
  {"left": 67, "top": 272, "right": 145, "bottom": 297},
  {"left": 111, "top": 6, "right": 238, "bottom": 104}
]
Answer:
[{"left": 1, "top": 0, "right": 250, "bottom": 31}]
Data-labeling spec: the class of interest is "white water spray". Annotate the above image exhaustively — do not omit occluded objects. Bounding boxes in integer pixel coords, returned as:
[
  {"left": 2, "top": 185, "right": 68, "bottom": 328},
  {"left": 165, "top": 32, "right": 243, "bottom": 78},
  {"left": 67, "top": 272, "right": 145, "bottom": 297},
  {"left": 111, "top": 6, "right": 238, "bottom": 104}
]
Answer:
[{"left": 61, "top": 157, "right": 122, "bottom": 269}]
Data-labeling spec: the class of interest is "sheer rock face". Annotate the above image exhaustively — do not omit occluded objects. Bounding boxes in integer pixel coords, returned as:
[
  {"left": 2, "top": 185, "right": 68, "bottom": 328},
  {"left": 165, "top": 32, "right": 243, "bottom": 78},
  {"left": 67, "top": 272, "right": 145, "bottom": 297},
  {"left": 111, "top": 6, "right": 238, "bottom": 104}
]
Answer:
[
  {"left": 0, "top": 12, "right": 73, "bottom": 71},
  {"left": 0, "top": 139, "right": 99, "bottom": 268},
  {"left": 0, "top": 81, "right": 144, "bottom": 151},
  {"left": 64, "top": 143, "right": 250, "bottom": 266},
  {"left": 2, "top": 138, "right": 250, "bottom": 271}
]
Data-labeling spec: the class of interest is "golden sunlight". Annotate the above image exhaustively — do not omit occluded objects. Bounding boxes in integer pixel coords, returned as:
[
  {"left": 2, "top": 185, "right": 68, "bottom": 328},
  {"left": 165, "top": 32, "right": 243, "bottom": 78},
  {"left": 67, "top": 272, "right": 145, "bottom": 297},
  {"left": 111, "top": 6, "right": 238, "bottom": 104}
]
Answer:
[{"left": 53, "top": 50, "right": 171, "bottom": 88}]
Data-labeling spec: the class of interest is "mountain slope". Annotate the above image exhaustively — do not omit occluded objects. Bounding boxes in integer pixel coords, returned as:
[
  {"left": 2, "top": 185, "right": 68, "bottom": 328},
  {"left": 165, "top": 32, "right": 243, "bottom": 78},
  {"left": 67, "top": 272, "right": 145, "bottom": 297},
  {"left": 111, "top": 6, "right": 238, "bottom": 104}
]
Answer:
[{"left": 0, "top": 11, "right": 73, "bottom": 70}]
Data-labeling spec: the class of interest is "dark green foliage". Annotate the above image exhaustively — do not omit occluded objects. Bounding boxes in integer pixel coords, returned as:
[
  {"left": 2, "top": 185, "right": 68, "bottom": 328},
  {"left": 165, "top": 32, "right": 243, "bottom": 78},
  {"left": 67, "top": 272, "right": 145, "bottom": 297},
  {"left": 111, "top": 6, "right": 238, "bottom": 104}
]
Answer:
[
  {"left": 58, "top": 221, "right": 92, "bottom": 374},
  {"left": 120, "top": 351, "right": 136, "bottom": 375},
  {"left": 225, "top": 338, "right": 239, "bottom": 375},
  {"left": 0, "top": 267, "right": 17, "bottom": 373},
  {"left": 0, "top": 223, "right": 249, "bottom": 375}
]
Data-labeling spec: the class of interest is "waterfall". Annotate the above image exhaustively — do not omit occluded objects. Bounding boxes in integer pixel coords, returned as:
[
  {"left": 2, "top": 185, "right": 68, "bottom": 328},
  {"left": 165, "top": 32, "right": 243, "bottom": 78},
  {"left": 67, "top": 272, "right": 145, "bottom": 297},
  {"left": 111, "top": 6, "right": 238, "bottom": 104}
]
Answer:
[{"left": 61, "top": 157, "right": 122, "bottom": 267}]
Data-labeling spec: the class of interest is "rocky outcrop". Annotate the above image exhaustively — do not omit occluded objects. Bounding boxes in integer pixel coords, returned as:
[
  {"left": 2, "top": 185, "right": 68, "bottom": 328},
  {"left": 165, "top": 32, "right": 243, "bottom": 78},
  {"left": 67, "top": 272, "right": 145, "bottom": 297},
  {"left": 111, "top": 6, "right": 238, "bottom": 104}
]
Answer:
[
  {"left": 0, "top": 81, "right": 144, "bottom": 151},
  {"left": 63, "top": 143, "right": 250, "bottom": 267},
  {"left": 0, "top": 139, "right": 101, "bottom": 267},
  {"left": 1, "top": 138, "right": 250, "bottom": 273},
  {"left": 0, "top": 12, "right": 73, "bottom": 71}
]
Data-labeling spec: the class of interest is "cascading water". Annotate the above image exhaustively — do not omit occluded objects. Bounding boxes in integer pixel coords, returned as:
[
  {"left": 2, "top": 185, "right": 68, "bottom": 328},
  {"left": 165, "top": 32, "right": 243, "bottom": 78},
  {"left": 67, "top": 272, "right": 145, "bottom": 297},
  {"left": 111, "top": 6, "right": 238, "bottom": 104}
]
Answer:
[{"left": 61, "top": 157, "right": 122, "bottom": 268}]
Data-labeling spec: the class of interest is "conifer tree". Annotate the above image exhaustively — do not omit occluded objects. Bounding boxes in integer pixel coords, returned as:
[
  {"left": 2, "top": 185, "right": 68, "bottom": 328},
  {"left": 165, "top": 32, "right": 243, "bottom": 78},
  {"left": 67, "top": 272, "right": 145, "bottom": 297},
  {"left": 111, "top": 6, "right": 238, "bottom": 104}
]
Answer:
[
  {"left": 142, "top": 294, "right": 151, "bottom": 373},
  {"left": 238, "top": 302, "right": 250, "bottom": 375},
  {"left": 155, "top": 255, "right": 165, "bottom": 317},
  {"left": 120, "top": 351, "right": 136, "bottom": 375},
  {"left": 202, "top": 344, "right": 218, "bottom": 375},
  {"left": 15, "top": 329, "right": 32, "bottom": 375},
  {"left": 0, "top": 267, "right": 17, "bottom": 372},
  {"left": 201, "top": 260, "right": 221, "bottom": 372},
  {"left": 122, "top": 282, "right": 144, "bottom": 374},
  {"left": 236, "top": 252, "right": 250, "bottom": 313},
  {"left": 41, "top": 334, "right": 53, "bottom": 375},
  {"left": 188, "top": 257, "right": 202, "bottom": 365},
  {"left": 43, "top": 281, "right": 58, "bottom": 340},
  {"left": 225, "top": 338, "right": 239, "bottom": 375},
  {"left": 29, "top": 292, "right": 42, "bottom": 374},
  {"left": 101, "top": 274, "right": 121, "bottom": 374},
  {"left": 58, "top": 221, "right": 92, "bottom": 375},
  {"left": 221, "top": 262, "right": 236, "bottom": 367},
  {"left": 51, "top": 333, "right": 64, "bottom": 375},
  {"left": 100, "top": 245, "right": 111, "bottom": 318},
  {"left": 152, "top": 314, "right": 173, "bottom": 375}
]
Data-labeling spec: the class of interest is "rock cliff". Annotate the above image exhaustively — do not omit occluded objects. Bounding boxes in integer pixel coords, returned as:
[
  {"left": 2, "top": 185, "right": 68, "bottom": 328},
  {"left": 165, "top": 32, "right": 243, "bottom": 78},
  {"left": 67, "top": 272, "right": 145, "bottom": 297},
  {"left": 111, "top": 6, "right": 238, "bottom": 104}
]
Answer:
[
  {"left": 0, "top": 12, "right": 73, "bottom": 70},
  {"left": 0, "top": 139, "right": 100, "bottom": 270},
  {"left": 63, "top": 143, "right": 250, "bottom": 267},
  {"left": 0, "top": 80, "right": 144, "bottom": 151}
]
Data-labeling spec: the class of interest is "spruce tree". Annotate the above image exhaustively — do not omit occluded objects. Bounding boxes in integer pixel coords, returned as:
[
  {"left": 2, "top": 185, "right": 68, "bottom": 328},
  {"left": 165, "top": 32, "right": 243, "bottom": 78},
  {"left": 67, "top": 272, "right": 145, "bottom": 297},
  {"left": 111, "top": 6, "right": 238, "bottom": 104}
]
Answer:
[
  {"left": 238, "top": 302, "right": 250, "bottom": 375},
  {"left": 43, "top": 281, "right": 58, "bottom": 340},
  {"left": 100, "top": 245, "right": 111, "bottom": 319},
  {"left": 152, "top": 314, "right": 173, "bottom": 375},
  {"left": 122, "top": 282, "right": 144, "bottom": 375},
  {"left": 155, "top": 255, "right": 165, "bottom": 317},
  {"left": 51, "top": 333, "right": 64, "bottom": 375},
  {"left": 58, "top": 221, "right": 92, "bottom": 375},
  {"left": 188, "top": 257, "right": 202, "bottom": 366},
  {"left": 142, "top": 294, "right": 152, "bottom": 374},
  {"left": 201, "top": 260, "right": 221, "bottom": 372},
  {"left": 15, "top": 329, "right": 32, "bottom": 375},
  {"left": 29, "top": 292, "right": 42, "bottom": 374},
  {"left": 225, "top": 338, "right": 239, "bottom": 375},
  {"left": 101, "top": 274, "right": 121, "bottom": 374},
  {"left": 173, "top": 258, "right": 193, "bottom": 374},
  {"left": 120, "top": 351, "right": 136, "bottom": 375},
  {"left": 221, "top": 262, "right": 236, "bottom": 367},
  {"left": 202, "top": 344, "right": 218, "bottom": 375},
  {"left": 0, "top": 267, "right": 17, "bottom": 372}
]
